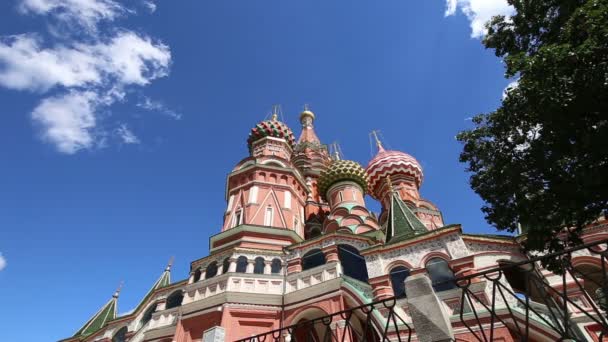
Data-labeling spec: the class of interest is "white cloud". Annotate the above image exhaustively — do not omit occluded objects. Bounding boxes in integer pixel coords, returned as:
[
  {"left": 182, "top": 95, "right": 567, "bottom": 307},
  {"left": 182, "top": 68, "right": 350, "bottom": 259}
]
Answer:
[
  {"left": 31, "top": 91, "right": 99, "bottom": 154},
  {"left": 503, "top": 79, "right": 519, "bottom": 100},
  {"left": 445, "top": 0, "right": 514, "bottom": 38},
  {"left": 0, "top": 253, "right": 6, "bottom": 271},
  {"left": 116, "top": 124, "right": 140, "bottom": 144},
  {"left": 143, "top": 1, "right": 157, "bottom": 13},
  {"left": 0, "top": 0, "right": 173, "bottom": 153},
  {"left": 19, "top": 0, "right": 127, "bottom": 31},
  {"left": 137, "top": 96, "right": 182, "bottom": 120}
]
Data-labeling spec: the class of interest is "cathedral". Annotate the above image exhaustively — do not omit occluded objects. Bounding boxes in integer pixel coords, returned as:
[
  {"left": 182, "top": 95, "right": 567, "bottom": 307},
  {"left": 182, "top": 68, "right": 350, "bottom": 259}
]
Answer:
[{"left": 60, "top": 109, "right": 608, "bottom": 342}]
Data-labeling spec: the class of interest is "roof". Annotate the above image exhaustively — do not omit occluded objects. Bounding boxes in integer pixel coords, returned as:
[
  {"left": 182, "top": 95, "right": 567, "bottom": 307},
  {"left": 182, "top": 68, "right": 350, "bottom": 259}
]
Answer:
[
  {"left": 384, "top": 193, "right": 428, "bottom": 243},
  {"left": 73, "top": 291, "right": 118, "bottom": 337}
]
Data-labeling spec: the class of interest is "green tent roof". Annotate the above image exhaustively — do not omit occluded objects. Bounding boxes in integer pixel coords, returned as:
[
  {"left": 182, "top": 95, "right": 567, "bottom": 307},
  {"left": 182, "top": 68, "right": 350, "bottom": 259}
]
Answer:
[
  {"left": 384, "top": 193, "right": 427, "bottom": 243},
  {"left": 74, "top": 291, "right": 118, "bottom": 337}
]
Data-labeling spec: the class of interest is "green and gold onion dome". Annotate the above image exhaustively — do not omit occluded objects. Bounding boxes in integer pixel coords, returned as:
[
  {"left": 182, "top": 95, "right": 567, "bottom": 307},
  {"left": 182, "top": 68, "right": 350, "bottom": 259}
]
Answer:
[
  {"left": 247, "top": 114, "right": 296, "bottom": 151},
  {"left": 318, "top": 160, "right": 369, "bottom": 199}
]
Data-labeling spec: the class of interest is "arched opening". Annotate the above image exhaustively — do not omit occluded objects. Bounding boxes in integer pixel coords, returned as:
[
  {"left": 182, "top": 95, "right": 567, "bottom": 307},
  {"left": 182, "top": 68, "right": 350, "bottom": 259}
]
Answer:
[
  {"left": 140, "top": 303, "right": 157, "bottom": 328},
  {"left": 302, "top": 249, "right": 326, "bottom": 271},
  {"left": 205, "top": 261, "right": 218, "bottom": 279},
  {"left": 425, "top": 258, "right": 456, "bottom": 292},
  {"left": 307, "top": 227, "right": 322, "bottom": 239},
  {"left": 291, "top": 308, "right": 329, "bottom": 342},
  {"left": 112, "top": 326, "right": 128, "bottom": 342},
  {"left": 498, "top": 260, "right": 545, "bottom": 303},
  {"left": 254, "top": 257, "right": 265, "bottom": 274},
  {"left": 222, "top": 257, "right": 230, "bottom": 274},
  {"left": 271, "top": 258, "right": 282, "bottom": 274},
  {"left": 338, "top": 244, "right": 368, "bottom": 282},
  {"left": 390, "top": 266, "right": 411, "bottom": 297},
  {"left": 572, "top": 262, "right": 608, "bottom": 308},
  {"left": 192, "top": 269, "right": 201, "bottom": 282},
  {"left": 236, "top": 256, "right": 248, "bottom": 273},
  {"left": 165, "top": 290, "right": 183, "bottom": 309}
]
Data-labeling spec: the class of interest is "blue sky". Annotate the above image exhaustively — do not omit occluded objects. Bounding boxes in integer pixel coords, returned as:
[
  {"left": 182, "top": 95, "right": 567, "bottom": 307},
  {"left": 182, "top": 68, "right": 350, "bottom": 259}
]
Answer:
[{"left": 0, "top": 1, "right": 514, "bottom": 341}]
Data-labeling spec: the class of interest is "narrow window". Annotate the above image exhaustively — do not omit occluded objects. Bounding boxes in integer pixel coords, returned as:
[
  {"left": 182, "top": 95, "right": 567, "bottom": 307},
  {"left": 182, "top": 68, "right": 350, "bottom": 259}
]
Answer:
[
  {"left": 254, "top": 257, "right": 265, "bottom": 274},
  {"left": 284, "top": 191, "right": 291, "bottom": 209},
  {"left": 294, "top": 216, "right": 299, "bottom": 230},
  {"left": 264, "top": 206, "right": 273, "bottom": 226},
  {"left": 227, "top": 195, "right": 234, "bottom": 212},
  {"left": 339, "top": 191, "right": 344, "bottom": 202},
  {"left": 248, "top": 186, "right": 258, "bottom": 204},
  {"left": 426, "top": 258, "right": 456, "bottom": 292},
  {"left": 271, "top": 259, "right": 282, "bottom": 274},
  {"left": 222, "top": 257, "right": 230, "bottom": 274},
  {"left": 236, "top": 256, "right": 248, "bottom": 273},
  {"left": 205, "top": 262, "right": 218, "bottom": 278},
  {"left": 390, "top": 266, "right": 411, "bottom": 297},
  {"left": 233, "top": 208, "right": 243, "bottom": 227}
]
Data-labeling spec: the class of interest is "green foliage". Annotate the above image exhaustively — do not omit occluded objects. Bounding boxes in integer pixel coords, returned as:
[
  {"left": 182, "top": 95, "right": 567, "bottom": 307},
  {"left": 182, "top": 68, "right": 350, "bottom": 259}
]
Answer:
[{"left": 457, "top": 0, "right": 608, "bottom": 254}]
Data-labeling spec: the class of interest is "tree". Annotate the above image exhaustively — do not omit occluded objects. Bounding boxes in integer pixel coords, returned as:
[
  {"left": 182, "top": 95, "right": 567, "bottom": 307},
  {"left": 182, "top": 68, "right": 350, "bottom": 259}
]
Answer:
[{"left": 457, "top": 0, "right": 608, "bottom": 255}]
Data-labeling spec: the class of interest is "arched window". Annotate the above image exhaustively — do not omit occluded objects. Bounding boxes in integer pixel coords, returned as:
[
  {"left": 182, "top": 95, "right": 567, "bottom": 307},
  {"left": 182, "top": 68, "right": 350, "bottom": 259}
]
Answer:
[
  {"left": 302, "top": 249, "right": 326, "bottom": 271},
  {"left": 222, "top": 257, "right": 230, "bottom": 274},
  {"left": 165, "top": 290, "right": 183, "bottom": 309},
  {"left": 271, "top": 258, "right": 282, "bottom": 274},
  {"left": 205, "top": 261, "right": 218, "bottom": 279},
  {"left": 236, "top": 256, "right": 248, "bottom": 273},
  {"left": 426, "top": 258, "right": 456, "bottom": 292},
  {"left": 254, "top": 257, "right": 265, "bottom": 274},
  {"left": 140, "top": 303, "right": 157, "bottom": 328},
  {"left": 338, "top": 244, "right": 368, "bottom": 282},
  {"left": 390, "top": 266, "right": 411, "bottom": 297},
  {"left": 112, "top": 327, "right": 128, "bottom": 342},
  {"left": 192, "top": 268, "right": 202, "bottom": 282}
]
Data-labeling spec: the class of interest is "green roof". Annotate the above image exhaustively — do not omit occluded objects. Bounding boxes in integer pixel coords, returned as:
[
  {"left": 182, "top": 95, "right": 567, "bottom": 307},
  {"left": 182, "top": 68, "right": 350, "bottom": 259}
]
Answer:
[
  {"left": 74, "top": 293, "right": 117, "bottom": 337},
  {"left": 384, "top": 193, "right": 427, "bottom": 243}
]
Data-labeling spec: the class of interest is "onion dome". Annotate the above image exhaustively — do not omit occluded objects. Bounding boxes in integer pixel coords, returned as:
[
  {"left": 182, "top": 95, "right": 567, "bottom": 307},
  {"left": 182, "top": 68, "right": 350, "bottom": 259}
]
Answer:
[
  {"left": 247, "top": 114, "right": 296, "bottom": 151},
  {"left": 318, "top": 160, "right": 369, "bottom": 198},
  {"left": 366, "top": 148, "right": 423, "bottom": 199}
]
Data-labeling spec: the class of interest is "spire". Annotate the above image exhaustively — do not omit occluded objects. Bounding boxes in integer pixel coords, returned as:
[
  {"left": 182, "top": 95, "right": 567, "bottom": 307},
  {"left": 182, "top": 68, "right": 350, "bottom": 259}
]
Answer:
[
  {"left": 271, "top": 104, "right": 280, "bottom": 121},
  {"left": 329, "top": 142, "right": 342, "bottom": 161},
  {"left": 133, "top": 259, "right": 172, "bottom": 311},
  {"left": 74, "top": 285, "right": 119, "bottom": 337},
  {"left": 384, "top": 188, "right": 427, "bottom": 243},
  {"left": 371, "top": 130, "right": 385, "bottom": 153}
]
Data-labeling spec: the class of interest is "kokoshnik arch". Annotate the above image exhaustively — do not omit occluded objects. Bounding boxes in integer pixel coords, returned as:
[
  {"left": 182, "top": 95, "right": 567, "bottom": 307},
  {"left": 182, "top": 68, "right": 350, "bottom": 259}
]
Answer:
[{"left": 60, "top": 109, "right": 608, "bottom": 342}]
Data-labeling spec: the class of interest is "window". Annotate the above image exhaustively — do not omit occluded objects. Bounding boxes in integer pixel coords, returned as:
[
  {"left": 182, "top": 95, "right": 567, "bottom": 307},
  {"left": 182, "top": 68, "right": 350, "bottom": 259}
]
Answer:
[
  {"left": 337, "top": 244, "right": 369, "bottom": 283},
  {"left": 352, "top": 189, "right": 357, "bottom": 201},
  {"left": 140, "top": 304, "right": 157, "bottom": 328},
  {"left": 264, "top": 206, "right": 273, "bottom": 226},
  {"left": 222, "top": 257, "right": 230, "bottom": 274},
  {"left": 284, "top": 191, "right": 291, "bottom": 209},
  {"left": 236, "top": 256, "right": 248, "bottom": 273},
  {"left": 302, "top": 249, "right": 326, "bottom": 271},
  {"left": 233, "top": 208, "right": 243, "bottom": 227},
  {"left": 112, "top": 327, "right": 128, "bottom": 342},
  {"left": 166, "top": 291, "right": 183, "bottom": 309},
  {"left": 205, "top": 262, "right": 218, "bottom": 279},
  {"left": 390, "top": 266, "right": 411, "bottom": 297},
  {"left": 248, "top": 186, "right": 258, "bottom": 204},
  {"left": 425, "top": 258, "right": 456, "bottom": 292},
  {"left": 254, "top": 257, "right": 265, "bottom": 274},
  {"left": 271, "top": 258, "right": 282, "bottom": 274},
  {"left": 227, "top": 195, "right": 234, "bottom": 212},
  {"left": 294, "top": 217, "right": 299, "bottom": 230},
  {"left": 339, "top": 191, "right": 344, "bottom": 202},
  {"left": 193, "top": 269, "right": 202, "bottom": 282}
]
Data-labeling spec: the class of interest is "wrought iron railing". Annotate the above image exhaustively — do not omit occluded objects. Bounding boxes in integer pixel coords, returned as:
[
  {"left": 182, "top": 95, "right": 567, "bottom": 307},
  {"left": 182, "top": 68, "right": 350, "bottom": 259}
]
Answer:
[{"left": 236, "top": 239, "right": 608, "bottom": 342}]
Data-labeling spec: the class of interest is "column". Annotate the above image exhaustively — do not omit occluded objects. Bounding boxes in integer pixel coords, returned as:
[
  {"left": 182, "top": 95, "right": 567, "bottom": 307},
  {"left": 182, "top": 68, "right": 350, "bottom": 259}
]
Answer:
[
  {"left": 404, "top": 274, "right": 454, "bottom": 342},
  {"left": 322, "top": 245, "right": 339, "bottom": 263},
  {"left": 228, "top": 258, "right": 237, "bottom": 273},
  {"left": 264, "top": 261, "right": 272, "bottom": 275},
  {"left": 287, "top": 258, "right": 302, "bottom": 275},
  {"left": 246, "top": 260, "right": 255, "bottom": 273}
]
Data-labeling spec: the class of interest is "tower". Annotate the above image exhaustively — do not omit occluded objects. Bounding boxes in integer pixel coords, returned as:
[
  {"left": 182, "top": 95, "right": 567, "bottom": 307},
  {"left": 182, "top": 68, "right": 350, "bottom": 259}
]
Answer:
[{"left": 365, "top": 132, "right": 444, "bottom": 230}]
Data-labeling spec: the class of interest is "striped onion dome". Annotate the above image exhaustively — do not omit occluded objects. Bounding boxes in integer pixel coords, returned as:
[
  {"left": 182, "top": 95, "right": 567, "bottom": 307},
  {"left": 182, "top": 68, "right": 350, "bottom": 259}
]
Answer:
[
  {"left": 247, "top": 116, "right": 296, "bottom": 151},
  {"left": 366, "top": 149, "right": 423, "bottom": 199},
  {"left": 318, "top": 160, "right": 369, "bottom": 199}
]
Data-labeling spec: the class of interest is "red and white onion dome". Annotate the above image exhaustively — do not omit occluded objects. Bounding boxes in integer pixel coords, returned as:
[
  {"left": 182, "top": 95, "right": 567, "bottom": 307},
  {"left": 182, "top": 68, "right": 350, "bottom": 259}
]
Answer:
[
  {"left": 247, "top": 114, "right": 296, "bottom": 151},
  {"left": 365, "top": 148, "right": 423, "bottom": 199}
]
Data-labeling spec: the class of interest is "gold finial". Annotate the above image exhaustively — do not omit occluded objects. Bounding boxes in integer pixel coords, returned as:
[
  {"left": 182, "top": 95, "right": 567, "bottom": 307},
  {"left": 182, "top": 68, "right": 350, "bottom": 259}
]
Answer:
[
  {"left": 271, "top": 104, "right": 280, "bottom": 121},
  {"left": 113, "top": 281, "right": 124, "bottom": 298},
  {"left": 371, "top": 130, "right": 384, "bottom": 151}
]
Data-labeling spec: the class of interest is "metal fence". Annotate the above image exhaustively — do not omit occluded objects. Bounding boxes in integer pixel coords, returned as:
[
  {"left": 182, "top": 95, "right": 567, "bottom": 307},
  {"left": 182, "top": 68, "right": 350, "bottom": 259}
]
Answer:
[{"left": 236, "top": 239, "right": 608, "bottom": 342}]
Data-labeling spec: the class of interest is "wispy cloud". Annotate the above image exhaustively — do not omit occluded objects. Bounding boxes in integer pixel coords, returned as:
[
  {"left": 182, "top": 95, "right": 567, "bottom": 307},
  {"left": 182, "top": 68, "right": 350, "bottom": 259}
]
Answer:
[
  {"left": 142, "top": 1, "right": 157, "bottom": 13},
  {"left": 0, "top": 0, "right": 172, "bottom": 153},
  {"left": 116, "top": 124, "right": 140, "bottom": 144},
  {"left": 0, "top": 253, "right": 6, "bottom": 271},
  {"left": 137, "top": 96, "right": 182, "bottom": 120},
  {"left": 444, "top": 0, "right": 514, "bottom": 38}
]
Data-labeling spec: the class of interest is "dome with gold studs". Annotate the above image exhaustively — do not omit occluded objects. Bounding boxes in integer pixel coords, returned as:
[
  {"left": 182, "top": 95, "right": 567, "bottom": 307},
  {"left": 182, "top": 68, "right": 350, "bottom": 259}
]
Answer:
[
  {"left": 247, "top": 114, "right": 296, "bottom": 151},
  {"left": 318, "top": 160, "right": 369, "bottom": 199}
]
